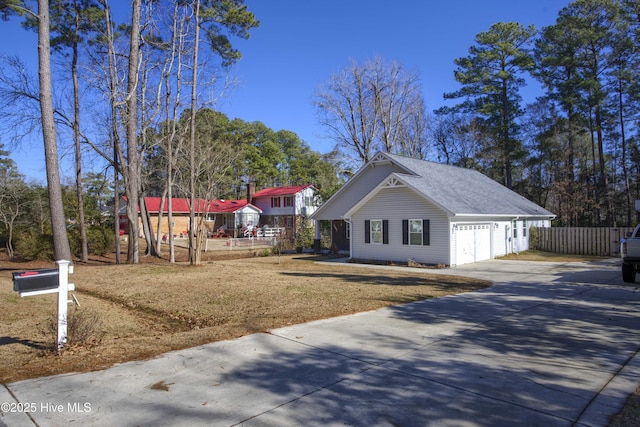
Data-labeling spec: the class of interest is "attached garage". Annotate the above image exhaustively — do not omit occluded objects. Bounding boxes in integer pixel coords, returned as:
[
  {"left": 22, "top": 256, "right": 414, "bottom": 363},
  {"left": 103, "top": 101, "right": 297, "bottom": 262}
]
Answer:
[
  {"left": 455, "top": 223, "right": 491, "bottom": 265},
  {"left": 311, "top": 151, "right": 556, "bottom": 267}
]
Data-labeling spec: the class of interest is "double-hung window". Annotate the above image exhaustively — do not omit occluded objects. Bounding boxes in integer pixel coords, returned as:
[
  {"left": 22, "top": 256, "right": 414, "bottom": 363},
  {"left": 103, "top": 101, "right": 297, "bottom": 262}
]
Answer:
[
  {"left": 402, "top": 219, "right": 430, "bottom": 246},
  {"left": 409, "top": 219, "right": 422, "bottom": 245},
  {"left": 371, "top": 220, "right": 383, "bottom": 244},
  {"left": 365, "top": 219, "right": 388, "bottom": 244},
  {"left": 271, "top": 197, "right": 281, "bottom": 208}
]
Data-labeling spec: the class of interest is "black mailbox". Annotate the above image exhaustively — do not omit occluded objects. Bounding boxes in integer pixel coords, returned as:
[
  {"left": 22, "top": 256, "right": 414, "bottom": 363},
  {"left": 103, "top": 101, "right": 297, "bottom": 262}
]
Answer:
[{"left": 12, "top": 269, "right": 59, "bottom": 293}]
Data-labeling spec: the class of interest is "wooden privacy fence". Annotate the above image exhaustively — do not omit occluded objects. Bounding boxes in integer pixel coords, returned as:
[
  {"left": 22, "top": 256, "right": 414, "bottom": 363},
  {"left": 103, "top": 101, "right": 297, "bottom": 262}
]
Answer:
[{"left": 535, "top": 227, "right": 635, "bottom": 257}]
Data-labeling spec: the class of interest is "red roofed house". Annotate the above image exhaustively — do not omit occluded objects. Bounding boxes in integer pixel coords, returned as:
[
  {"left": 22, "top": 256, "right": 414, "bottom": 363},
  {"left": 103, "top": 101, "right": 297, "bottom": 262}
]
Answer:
[
  {"left": 250, "top": 184, "right": 319, "bottom": 232},
  {"left": 131, "top": 197, "right": 262, "bottom": 239},
  {"left": 121, "top": 184, "right": 318, "bottom": 241}
]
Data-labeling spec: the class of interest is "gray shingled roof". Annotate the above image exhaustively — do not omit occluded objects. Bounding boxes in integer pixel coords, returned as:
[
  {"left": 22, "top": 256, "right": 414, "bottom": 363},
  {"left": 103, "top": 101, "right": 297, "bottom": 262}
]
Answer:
[{"left": 384, "top": 152, "right": 555, "bottom": 217}]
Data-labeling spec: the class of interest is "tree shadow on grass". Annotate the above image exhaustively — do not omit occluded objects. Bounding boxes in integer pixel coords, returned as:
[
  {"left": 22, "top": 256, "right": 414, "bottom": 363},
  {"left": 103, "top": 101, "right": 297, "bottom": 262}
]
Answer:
[
  {"left": 0, "top": 336, "right": 49, "bottom": 350},
  {"left": 280, "top": 271, "right": 489, "bottom": 289}
]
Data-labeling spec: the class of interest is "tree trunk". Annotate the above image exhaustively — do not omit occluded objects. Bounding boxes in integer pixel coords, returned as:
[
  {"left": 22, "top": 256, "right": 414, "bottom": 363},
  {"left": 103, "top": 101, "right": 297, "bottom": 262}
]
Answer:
[
  {"left": 168, "top": 190, "right": 175, "bottom": 262},
  {"left": 501, "top": 77, "right": 513, "bottom": 190},
  {"left": 155, "top": 190, "right": 166, "bottom": 254},
  {"left": 618, "top": 80, "right": 632, "bottom": 226},
  {"left": 139, "top": 195, "right": 159, "bottom": 257},
  {"left": 113, "top": 169, "right": 121, "bottom": 264},
  {"left": 595, "top": 105, "right": 612, "bottom": 226},
  {"left": 188, "top": 0, "right": 201, "bottom": 265},
  {"left": 566, "top": 103, "right": 576, "bottom": 227},
  {"left": 125, "top": 0, "right": 142, "bottom": 263},
  {"left": 72, "top": 5, "right": 88, "bottom": 263},
  {"left": 588, "top": 109, "right": 599, "bottom": 226},
  {"left": 38, "top": 0, "right": 72, "bottom": 261},
  {"left": 101, "top": 0, "right": 121, "bottom": 263}
]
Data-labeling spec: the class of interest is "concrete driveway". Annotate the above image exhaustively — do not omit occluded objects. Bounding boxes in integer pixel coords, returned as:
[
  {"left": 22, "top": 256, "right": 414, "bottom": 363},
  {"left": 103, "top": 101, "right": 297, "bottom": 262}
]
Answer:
[{"left": 1, "top": 258, "right": 639, "bottom": 426}]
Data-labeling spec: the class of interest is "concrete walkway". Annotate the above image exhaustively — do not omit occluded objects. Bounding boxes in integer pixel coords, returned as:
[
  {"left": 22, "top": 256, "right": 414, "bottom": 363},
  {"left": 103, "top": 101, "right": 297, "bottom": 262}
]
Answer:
[{"left": 1, "top": 258, "right": 639, "bottom": 426}]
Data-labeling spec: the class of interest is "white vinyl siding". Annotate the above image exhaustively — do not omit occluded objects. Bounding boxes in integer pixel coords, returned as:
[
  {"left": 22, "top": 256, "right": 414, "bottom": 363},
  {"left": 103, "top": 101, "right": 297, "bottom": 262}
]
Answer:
[
  {"left": 350, "top": 187, "right": 449, "bottom": 264},
  {"left": 492, "top": 221, "right": 509, "bottom": 258},
  {"left": 516, "top": 218, "right": 549, "bottom": 252},
  {"left": 312, "top": 162, "right": 404, "bottom": 220},
  {"left": 253, "top": 187, "right": 318, "bottom": 217},
  {"left": 296, "top": 187, "right": 318, "bottom": 216},
  {"left": 511, "top": 219, "right": 533, "bottom": 253}
]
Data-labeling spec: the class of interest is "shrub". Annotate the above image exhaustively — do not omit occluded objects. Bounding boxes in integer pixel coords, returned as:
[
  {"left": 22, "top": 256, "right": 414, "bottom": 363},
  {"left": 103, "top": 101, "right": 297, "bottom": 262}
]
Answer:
[
  {"left": 86, "top": 227, "right": 114, "bottom": 257},
  {"left": 43, "top": 307, "right": 105, "bottom": 353},
  {"left": 14, "top": 230, "right": 54, "bottom": 261},
  {"left": 66, "top": 307, "right": 105, "bottom": 348},
  {"left": 67, "top": 225, "right": 115, "bottom": 258},
  {"left": 528, "top": 226, "right": 540, "bottom": 250},
  {"left": 258, "top": 248, "right": 270, "bottom": 257}
]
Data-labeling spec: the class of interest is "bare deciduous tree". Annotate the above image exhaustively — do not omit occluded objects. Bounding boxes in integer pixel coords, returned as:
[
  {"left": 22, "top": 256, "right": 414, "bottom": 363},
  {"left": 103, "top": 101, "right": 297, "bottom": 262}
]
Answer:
[
  {"left": 188, "top": 0, "right": 201, "bottom": 265},
  {"left": 430, "top": 110, "right": 485, "bottom": 168},
  {"left": 314, "top": 56, "right": 427, "bottom": 168},
  {"left": 0, "top": 163, "right": 29, "bottom": 260}
]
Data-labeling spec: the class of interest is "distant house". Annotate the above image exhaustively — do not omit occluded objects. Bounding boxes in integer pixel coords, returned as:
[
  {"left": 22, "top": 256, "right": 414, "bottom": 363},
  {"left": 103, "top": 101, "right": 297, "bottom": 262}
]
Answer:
[
  {"left": 123, "top": 197, "right": 262, "bottom": 238},
  {"left": 311, "top": 152, "right": 555, "bottom": 266},
  {"left": 251, "top": 184, "right": 319, "bottom": 232},
  {"left": 120, "top": 185, "right": 320, "bottom": 239}
]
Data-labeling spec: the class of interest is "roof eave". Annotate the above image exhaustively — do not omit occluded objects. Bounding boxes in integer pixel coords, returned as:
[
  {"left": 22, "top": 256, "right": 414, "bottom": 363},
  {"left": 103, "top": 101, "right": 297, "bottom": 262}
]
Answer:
[
  {"left": 451, "top": 213, "right": 556, "bottom": 219},
  {"left": 312, "top": 152, "right": 420, "bottom": 219},
  {"left": 343, "top": 172, "right": 455, "bottom": 219}
]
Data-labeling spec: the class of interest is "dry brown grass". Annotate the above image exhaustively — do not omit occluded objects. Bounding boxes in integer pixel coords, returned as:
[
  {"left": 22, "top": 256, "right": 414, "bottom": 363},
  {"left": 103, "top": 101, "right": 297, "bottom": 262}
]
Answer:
[
  {"left": 498, "top": 250, "right": 606, "bottom": 262},
  {"left": 609, "top": 389, "right": 640, "bottom": 427},
  {"left": 0, "top": 246, "right": 490, "bottom": 383}
]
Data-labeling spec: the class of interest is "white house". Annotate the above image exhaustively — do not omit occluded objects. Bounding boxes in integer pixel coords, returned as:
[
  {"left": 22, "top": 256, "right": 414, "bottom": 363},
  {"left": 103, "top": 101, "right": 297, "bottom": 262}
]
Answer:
[
  {"left": 251, "top": 184, "right": 319, "bottom": 232},
  {"left": 311, "top": 152, "right": 555, "bottom": 266}
]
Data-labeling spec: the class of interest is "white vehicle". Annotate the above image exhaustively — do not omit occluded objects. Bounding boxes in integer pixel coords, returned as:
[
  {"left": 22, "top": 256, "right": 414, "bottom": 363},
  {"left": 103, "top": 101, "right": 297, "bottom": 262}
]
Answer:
[
  {"left": 621, "top": 223, "right": 640, "bottom": 283},
  {"left": 621, "top": 201, "right": 640, "bottom": 283}
]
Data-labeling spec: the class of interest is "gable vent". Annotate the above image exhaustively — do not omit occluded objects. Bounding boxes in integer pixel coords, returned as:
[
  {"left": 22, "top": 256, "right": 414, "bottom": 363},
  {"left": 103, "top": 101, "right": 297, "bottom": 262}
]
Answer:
[
  {"left": 371, "top": 152, "right": 392, "bottom": 166},
  {"left": 382, "top": 177, "right": 405, "bottom": 188}
]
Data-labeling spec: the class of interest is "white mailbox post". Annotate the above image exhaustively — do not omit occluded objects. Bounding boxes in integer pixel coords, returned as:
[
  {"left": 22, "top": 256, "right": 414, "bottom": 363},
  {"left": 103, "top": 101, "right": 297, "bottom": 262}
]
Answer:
[
  {"left": 56, "top": 260, "right": 72, "bottom": 351},
  {"left": 12, "top": 260, "right": 75, "bottom": 351}
]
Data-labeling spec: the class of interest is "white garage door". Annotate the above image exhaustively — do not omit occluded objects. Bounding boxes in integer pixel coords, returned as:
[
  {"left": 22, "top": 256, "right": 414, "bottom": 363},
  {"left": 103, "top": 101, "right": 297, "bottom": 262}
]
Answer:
[{"left": 456, "top": 223, "right": 491, "bottom": 265}]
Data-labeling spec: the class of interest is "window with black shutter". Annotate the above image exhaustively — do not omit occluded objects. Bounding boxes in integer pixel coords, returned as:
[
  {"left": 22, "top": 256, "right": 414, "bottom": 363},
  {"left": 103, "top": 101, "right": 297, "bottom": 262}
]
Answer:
[
  {"left": 365, "top": 220, "right": 370, "bottom": 243},
  {"left": 422, "top": 219, "right": 430, "bottom": 245},
  {"left": 365, "top": 219, "right": 387, "bottom": 244},
  {"left": 403, "top": 219, "right": 430, "bottom": 245},
  {"left": 382, "top": 220, "right": 389, "bottom": 244}
]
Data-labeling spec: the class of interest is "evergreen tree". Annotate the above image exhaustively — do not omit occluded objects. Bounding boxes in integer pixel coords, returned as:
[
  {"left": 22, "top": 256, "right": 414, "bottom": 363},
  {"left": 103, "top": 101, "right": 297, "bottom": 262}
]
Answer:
[{"left": 444, "top": 22, "right": 537, "bottom": 189}]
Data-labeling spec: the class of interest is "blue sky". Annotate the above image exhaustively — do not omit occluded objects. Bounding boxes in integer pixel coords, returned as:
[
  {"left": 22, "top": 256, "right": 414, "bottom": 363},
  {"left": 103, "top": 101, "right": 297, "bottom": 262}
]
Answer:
[{"left": 0, "top": 0, "right": 571, "bottom": 182}]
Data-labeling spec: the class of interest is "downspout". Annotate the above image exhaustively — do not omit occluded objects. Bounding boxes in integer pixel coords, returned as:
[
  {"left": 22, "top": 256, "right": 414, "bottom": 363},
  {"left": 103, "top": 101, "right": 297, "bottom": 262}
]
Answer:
[
  {"left": 512, "top": 216, "right": 520, "bottom": 254},
  {"left": 313, "top": 220, "right": 321, "bottom": 253},
  {"left": 345, "top": 217, "right": 353, "bottom": 259},
  {"left": 490, "top": 221, "right": 495, "bottom": 259}
]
